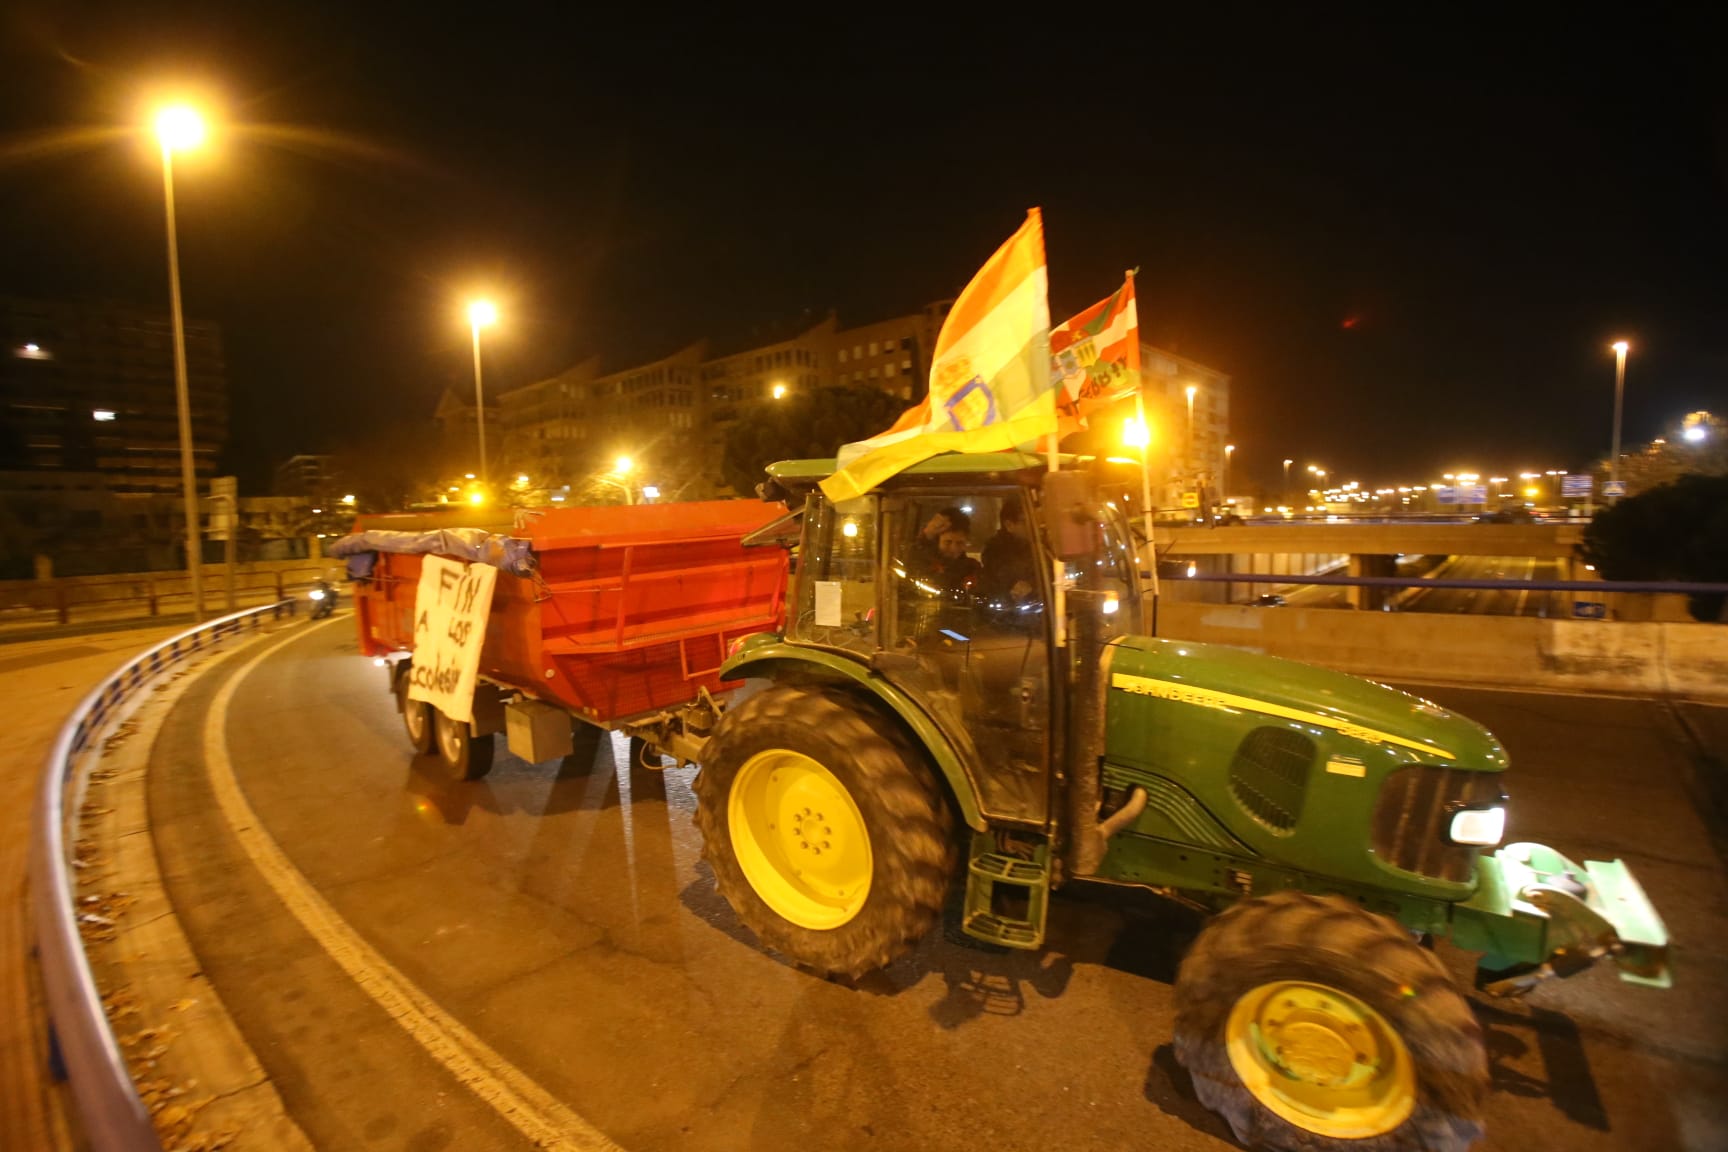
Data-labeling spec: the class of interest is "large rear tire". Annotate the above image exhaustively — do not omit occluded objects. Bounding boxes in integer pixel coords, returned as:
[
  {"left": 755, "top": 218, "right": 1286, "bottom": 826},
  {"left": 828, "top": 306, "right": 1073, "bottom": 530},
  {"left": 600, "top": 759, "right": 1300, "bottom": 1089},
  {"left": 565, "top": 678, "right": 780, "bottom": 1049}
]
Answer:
[
  {"left": 1173, "top": 891, "right": 1487, "bottom": 1152},
  {"left": 693, "top": 685, "right": 955, "bottom": 978},
  {"left": 434, "top": 708, "right": 495, "bottom": 780}
]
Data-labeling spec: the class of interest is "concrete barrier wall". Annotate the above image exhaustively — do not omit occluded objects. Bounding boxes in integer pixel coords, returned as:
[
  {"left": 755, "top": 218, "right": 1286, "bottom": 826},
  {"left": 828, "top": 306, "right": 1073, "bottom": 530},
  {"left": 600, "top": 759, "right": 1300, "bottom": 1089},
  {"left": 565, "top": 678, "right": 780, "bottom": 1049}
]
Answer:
[{"left": 1155, "top": 602, "right": 1728, "bottom": 704}]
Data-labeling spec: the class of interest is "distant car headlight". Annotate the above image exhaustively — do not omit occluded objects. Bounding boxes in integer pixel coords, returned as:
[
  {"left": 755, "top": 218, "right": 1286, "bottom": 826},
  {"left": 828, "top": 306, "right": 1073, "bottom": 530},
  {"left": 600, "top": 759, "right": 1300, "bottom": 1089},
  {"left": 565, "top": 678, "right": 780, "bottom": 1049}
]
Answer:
[{"left": 1447, "top": 804, "right": 1505, "bottom": 847}]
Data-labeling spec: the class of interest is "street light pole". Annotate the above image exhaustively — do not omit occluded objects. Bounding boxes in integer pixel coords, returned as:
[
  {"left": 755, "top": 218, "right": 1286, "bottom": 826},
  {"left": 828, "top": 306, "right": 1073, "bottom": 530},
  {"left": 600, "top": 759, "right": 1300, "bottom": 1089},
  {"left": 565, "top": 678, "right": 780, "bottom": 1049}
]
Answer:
[
  {"left": 1282, "top": 458, "right": 1293, "bottom": 503},
  {"left": 469, "top": 300, "right": 498, "bottom": 487},
  {"left": 1223, "top": 444, "right": 1234, "bottom": 511},
  {"left": 157, "top": 106, "right": 205, "bottom": 621},
  {"left": 1610, "top": 341, "right": 1629, "bottom": 493}
]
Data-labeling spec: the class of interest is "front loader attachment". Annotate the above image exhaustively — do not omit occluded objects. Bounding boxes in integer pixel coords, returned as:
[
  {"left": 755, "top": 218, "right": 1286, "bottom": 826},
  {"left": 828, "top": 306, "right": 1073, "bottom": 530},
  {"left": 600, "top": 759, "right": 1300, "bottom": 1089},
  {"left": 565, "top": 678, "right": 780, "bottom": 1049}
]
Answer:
[{"left": 1451, "top": 841, "right": 1669, "bottom": 995}]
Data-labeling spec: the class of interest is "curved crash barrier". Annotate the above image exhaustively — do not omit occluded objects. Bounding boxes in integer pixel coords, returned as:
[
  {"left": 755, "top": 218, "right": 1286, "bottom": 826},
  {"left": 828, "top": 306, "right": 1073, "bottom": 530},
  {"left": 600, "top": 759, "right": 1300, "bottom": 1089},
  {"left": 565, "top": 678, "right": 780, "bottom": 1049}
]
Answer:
[{"left": 29, "top": 601, "right": 296, "bottom": 1151}]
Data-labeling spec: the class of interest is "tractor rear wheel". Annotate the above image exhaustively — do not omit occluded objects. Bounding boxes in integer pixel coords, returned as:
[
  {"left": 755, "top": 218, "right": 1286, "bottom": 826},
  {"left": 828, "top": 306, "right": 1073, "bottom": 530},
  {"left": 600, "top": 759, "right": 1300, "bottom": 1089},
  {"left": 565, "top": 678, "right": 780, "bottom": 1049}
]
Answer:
[
  {"left": 693, "top": 685, "right": 954, "bottom": 978},
  {"left": 1173, "top": 890, "right": 1487, "bottom": 1152}
]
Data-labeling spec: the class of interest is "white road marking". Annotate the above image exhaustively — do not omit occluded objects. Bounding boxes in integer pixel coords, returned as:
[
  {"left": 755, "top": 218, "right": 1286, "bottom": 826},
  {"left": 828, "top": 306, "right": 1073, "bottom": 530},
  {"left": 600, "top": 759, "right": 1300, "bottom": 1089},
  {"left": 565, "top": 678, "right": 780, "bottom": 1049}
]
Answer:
[{"left": 203, "top": 621, "right": 622, "bottom": 1151}]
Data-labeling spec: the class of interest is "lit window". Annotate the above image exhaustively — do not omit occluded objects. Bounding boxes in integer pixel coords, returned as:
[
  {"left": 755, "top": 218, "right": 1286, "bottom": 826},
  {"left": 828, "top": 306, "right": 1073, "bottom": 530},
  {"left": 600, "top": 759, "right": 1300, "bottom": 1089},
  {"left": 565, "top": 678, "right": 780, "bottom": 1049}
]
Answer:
[
  {"left": 854, "top": 345, "right": 863, "bottom": 359},
  {"left": 838, "top": 349, "right": 848, "bottom": 363},
  {"left": 869, "top": 341, "right": 879, "bottom": 356}
]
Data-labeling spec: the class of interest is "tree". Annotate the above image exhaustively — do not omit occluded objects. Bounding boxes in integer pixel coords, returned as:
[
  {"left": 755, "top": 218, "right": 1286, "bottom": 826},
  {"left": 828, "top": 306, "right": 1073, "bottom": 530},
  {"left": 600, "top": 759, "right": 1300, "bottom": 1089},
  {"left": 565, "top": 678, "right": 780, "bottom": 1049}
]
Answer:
[
  {"left": 1577, "top": 473, "right": 1728, "bottom": 622},
  {"left": 721, "top": 385, "right": 906, "bottom": 496}
]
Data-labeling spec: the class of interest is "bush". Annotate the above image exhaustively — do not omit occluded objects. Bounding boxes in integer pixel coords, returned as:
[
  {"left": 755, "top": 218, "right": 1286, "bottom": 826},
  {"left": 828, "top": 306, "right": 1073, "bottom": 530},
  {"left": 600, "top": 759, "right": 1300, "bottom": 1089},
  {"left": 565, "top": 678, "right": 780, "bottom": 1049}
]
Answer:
[{"left": 1577, "top": 473, "right": 1728, "bottom": 622}]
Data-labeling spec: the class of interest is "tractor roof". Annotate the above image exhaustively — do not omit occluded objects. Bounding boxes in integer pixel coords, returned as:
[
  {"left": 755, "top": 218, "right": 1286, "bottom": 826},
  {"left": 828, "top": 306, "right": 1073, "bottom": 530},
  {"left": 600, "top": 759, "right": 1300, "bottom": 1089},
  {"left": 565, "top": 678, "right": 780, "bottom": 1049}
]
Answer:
[{"left": 766, "top": 451, "right": 1147, "bottom": 484}]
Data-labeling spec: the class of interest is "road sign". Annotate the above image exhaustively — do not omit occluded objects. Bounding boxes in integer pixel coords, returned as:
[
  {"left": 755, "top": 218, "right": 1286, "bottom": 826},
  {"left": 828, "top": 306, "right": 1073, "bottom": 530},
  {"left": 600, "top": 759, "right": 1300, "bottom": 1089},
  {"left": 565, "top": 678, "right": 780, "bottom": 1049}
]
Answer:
[
  {"left": 1180, "top": 491, "right": 1199, "bottom": 509},
  {"left": 1572, "top": 600, "right": 1607, "bottom": 619},
  {"left": 1562, "top": 474, "right": 1593, "bottom": 498},
  {"left": 1603, "top": 480, "right": 1627, "bottom": 498},
  {"left": 1435, "top": 486, "right": 1458, "bottom": 505},
  {"left": 1461, "top": 485, "right": 1487, "bottom": 504}
]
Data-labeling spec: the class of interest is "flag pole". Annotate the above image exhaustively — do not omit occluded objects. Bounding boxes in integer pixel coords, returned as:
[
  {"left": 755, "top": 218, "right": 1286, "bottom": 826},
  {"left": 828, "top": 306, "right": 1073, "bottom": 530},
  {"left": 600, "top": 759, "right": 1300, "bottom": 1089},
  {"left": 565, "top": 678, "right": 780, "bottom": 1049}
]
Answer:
[{"left": 1135, "top": 385, "right": 1160, "bottom": 600}]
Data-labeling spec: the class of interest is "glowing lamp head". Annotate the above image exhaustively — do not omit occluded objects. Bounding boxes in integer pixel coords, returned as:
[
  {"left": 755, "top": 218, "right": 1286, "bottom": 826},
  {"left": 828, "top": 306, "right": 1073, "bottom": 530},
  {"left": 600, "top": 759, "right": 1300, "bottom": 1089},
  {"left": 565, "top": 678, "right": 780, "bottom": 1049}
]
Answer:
[
  {"left": 468, "top": 300, "right": 498, "bottom": 329},
  {"left": 154, "top": 105, "right": 205, "bottom": 152},
  {"left": 1122, "top": 417, "right": 1149, "bottom": 449},
  {"left": 771, "top": 382, "right": 787, "bottom": 399},
  {"left": 1611, "top": 340, "right": 1629, "bottom": 355}
]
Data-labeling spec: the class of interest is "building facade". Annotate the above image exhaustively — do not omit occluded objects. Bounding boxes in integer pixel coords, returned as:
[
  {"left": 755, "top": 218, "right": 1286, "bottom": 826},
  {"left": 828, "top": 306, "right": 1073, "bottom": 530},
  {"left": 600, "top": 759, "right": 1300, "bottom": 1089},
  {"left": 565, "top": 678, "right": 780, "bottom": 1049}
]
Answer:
[
  {"left": 432, "top": 303, "right": 1230, "bottom": 506},
  {"left": 1, "top": 296, "right": 228, "bottom": 495}
]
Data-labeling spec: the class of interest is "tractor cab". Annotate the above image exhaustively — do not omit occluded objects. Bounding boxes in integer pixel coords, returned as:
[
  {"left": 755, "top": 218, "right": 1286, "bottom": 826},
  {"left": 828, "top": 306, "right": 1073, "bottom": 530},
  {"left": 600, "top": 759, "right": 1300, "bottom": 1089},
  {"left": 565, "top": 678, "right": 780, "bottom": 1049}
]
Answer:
[{"left": 748, "top": 452, "right": 1143, "bottom": 940}]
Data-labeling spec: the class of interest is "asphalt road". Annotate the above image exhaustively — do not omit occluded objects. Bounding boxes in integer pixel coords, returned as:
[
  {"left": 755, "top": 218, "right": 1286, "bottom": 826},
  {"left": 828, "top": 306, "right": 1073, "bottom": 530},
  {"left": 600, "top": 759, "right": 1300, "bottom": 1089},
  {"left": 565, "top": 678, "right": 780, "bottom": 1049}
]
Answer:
[
  {"left": 140, "top": 615, "right": 1728, "bottom": 1152},
  {"left": 1402, "top": 556, "right": 1573, "bottom": 617}
]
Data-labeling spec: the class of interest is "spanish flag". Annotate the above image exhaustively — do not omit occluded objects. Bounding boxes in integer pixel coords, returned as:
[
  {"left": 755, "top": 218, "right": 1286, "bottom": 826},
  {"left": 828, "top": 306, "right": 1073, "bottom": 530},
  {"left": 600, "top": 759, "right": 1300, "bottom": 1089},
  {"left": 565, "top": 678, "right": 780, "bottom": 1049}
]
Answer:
[{"left": 820, "top": 209, "right": 1053, "bottom": 501}]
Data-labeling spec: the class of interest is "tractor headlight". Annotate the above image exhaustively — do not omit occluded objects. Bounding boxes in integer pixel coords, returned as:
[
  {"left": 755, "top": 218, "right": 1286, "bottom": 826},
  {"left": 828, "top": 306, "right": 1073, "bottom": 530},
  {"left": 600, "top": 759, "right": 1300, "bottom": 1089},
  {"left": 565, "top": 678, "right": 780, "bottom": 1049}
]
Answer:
[
  {"left": 1446, "top": 804, "right": 1506, "bottom": 847},
  {"left": 309, "top": 588, "right": 326, "bottom": 601}
]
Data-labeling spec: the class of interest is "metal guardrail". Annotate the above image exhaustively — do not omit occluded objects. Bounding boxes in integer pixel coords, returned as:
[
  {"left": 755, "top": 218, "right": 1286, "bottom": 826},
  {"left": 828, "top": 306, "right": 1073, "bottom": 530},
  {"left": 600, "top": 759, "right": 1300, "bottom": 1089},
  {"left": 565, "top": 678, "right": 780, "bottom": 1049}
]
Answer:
[
  {"left": 1, "top": 567, "right": 329, "bottom": 629},
  {"left": 29, "top": 600, "right": 298, "bottom": 1151},
  {"left": 1171, "top": 571, "right": 1728, "bottom": 596}
]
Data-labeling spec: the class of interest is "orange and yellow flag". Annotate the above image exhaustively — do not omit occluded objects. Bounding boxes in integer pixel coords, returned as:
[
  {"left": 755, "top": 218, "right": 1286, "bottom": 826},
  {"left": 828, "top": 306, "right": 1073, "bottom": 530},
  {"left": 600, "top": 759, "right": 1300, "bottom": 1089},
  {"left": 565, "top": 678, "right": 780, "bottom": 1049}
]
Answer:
[{"left": 820, "top": 209, "right": 1053, "bottom": 501}]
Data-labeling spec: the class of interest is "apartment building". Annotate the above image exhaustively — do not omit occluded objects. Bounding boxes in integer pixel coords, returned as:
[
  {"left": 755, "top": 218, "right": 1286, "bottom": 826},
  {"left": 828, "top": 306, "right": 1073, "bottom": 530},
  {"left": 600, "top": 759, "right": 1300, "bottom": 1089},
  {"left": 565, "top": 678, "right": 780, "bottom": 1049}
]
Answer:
[
  {"left": 434, "top": 302, "right": 1230, "bottom": 504},
  {"left": 1, "top": 296, "right": 228, "bottom": 495}
]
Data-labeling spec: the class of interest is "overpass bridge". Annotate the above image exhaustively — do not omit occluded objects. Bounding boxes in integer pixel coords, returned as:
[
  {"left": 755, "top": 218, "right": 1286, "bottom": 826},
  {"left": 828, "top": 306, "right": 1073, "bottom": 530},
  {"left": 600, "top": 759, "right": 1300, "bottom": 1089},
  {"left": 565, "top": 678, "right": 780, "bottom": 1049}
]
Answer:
[{"left": 1155, "top": 522, "right": 1610, "bottom": 613}]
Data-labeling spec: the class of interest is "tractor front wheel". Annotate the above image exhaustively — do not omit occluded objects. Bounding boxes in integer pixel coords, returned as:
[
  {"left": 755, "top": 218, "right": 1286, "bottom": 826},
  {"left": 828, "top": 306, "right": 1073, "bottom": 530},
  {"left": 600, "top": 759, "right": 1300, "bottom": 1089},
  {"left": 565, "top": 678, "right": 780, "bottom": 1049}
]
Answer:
[
  {"left": 1173, "top": 890, "right": 1487, "bottom": 1152},
  {"left": 693, "top": 685, "right": 954, "bottom": 978}
]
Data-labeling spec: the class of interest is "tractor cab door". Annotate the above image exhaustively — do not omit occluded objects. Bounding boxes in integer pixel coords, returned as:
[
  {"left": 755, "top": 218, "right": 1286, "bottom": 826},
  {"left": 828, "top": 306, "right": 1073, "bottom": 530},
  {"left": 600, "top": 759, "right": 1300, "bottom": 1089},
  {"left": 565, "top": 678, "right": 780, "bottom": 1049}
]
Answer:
[{"left": 875, "top": 488, "right": 1054, "bottom": 826}]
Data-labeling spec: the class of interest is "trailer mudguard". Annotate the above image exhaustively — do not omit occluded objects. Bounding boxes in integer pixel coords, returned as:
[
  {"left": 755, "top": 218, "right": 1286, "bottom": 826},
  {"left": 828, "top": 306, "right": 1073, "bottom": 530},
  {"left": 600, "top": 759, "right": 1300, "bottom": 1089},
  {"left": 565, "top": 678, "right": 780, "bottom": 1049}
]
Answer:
[{"left": 721, "top": 637, "right": 986, "bottom": 832}]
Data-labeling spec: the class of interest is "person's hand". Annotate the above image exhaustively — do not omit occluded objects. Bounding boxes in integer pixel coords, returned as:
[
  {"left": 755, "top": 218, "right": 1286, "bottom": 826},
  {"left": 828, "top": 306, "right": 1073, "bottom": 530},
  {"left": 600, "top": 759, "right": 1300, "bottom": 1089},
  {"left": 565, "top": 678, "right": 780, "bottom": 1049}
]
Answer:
[{"left": 922, "top": 512, "right": 950, "bottom": 538}]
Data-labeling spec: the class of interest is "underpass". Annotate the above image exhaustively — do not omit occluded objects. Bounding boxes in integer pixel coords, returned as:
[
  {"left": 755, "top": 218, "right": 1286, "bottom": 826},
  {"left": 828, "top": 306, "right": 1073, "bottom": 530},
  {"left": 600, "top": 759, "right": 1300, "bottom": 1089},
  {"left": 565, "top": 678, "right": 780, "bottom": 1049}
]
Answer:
[{"left": 65, "top": 611, "right": 1728, "bottom": 1151}]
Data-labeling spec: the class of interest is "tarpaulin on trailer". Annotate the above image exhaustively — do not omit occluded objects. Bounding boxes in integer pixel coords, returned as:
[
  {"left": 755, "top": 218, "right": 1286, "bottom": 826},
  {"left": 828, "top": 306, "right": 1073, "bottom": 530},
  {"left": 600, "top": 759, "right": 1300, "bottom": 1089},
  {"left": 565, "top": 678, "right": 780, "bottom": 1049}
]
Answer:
[{"left": 326, "top": 529, "right": 537, "bottom": 580}]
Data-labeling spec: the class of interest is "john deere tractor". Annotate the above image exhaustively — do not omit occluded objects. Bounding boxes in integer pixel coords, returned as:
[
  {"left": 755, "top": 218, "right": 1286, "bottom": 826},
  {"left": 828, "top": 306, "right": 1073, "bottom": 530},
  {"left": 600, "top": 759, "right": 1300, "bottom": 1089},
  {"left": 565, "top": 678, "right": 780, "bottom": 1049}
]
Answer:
[{"left": 691, "top": 452, "right": 1668, "bottom": 1152}]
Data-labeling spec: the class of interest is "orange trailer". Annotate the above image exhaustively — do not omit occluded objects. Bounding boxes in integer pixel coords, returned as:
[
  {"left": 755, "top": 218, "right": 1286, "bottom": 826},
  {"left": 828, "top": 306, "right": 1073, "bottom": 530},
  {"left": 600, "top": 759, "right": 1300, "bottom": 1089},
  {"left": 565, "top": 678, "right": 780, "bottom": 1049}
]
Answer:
[{"left": 343, "top": 499, "right": 790, "bottom": 776}]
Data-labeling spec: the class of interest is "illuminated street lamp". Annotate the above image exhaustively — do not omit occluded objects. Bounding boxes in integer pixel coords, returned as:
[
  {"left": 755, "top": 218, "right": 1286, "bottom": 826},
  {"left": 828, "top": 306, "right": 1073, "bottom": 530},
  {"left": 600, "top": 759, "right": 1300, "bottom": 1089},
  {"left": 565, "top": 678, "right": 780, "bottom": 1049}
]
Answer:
[
  {"left": 608, "top": 455, "right": 637, "bottom": 505},
  {"left": 1223, "top": 444, "right": 1235, "bottom": 509},
  {"left": 1282, "top": 458, "right": 1293, "bottom": 500},
  {"left": 771, "top": 381, "right": 788, "bottom": 400},
  {"left": 155, "top": 103, "right": 208, "bottom": 620},
  {"left": 1609, "top": 340, "right": 1630, "bottom": 494},
  {"left": 469, "top": 300, "right": 498, "bottom": 485}
]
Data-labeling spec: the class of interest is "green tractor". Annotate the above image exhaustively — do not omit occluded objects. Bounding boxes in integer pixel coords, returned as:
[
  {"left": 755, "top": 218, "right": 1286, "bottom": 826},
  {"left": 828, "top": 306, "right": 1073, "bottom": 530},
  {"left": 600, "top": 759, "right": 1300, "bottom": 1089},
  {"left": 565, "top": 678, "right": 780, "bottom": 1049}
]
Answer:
[{"left": 691, "top": 452, "right": 1669, "bottom": 1152}]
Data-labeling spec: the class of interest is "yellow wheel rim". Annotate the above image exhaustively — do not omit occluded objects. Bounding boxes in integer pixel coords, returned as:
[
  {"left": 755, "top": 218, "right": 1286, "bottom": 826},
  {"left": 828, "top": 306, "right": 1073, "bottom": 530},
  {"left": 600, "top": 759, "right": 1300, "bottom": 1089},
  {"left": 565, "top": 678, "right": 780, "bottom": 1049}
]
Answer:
[
  {"left": 728, "top": 749, "right": 872, "bottom": 930},
  {"left": 1225, "top": 980, "right": 1416, "bottom": 1139}
]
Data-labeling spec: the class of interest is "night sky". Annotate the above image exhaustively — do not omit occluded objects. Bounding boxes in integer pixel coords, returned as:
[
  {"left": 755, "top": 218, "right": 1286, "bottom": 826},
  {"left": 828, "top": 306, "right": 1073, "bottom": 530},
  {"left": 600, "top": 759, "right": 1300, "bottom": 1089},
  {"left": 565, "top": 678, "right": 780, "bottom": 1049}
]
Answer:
[{"left": 1, "top": 4, "right": 1722, "bottom": 494}]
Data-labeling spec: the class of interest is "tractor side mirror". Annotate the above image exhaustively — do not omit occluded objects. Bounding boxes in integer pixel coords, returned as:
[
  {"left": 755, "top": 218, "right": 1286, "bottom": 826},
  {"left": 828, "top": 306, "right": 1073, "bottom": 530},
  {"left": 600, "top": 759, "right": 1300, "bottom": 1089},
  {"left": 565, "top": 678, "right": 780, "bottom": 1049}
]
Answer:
[{"left": 1041, "top": 471, "right": 1097, "bottom": 559}]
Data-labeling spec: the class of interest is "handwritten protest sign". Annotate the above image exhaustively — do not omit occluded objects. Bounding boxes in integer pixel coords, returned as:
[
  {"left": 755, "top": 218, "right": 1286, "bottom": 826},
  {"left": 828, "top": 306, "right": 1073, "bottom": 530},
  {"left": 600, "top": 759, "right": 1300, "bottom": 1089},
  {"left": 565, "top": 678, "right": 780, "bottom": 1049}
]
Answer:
[{"left": 406, "top": 554, "right": 497, "bottom": 724}]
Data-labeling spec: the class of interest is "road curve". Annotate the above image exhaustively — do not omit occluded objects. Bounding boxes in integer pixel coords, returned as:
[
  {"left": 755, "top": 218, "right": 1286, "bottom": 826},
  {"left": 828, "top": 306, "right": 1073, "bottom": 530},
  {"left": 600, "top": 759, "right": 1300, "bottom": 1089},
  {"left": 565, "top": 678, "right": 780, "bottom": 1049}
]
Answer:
[{"left": 139, "top": 615, "right": 1728, "bottom": 1151}]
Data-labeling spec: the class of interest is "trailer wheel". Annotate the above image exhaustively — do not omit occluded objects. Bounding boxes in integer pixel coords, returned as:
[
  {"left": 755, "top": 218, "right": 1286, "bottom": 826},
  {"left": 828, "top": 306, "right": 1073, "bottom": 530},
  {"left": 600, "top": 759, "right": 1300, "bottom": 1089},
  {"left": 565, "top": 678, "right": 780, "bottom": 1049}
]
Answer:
[
  {"left": 1173, "top": 891, "right": 1487, "bottom": 1152},
  {"left": 693, "top": 685, "right": 954, "bottom": 979},
  {"left": 395, "top": 669, "right": 435, "bottom": 756},
  {"left": 434, "top": 709, "right": 495, "bottom": 781}
]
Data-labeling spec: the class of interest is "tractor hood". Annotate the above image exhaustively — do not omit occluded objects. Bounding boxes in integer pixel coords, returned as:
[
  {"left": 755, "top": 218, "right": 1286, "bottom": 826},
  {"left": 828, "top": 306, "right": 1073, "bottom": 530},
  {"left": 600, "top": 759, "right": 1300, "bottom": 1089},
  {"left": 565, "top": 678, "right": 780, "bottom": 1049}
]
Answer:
[{"left": 1105, "top": 636, "right": 1507, "bottom": 770}]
